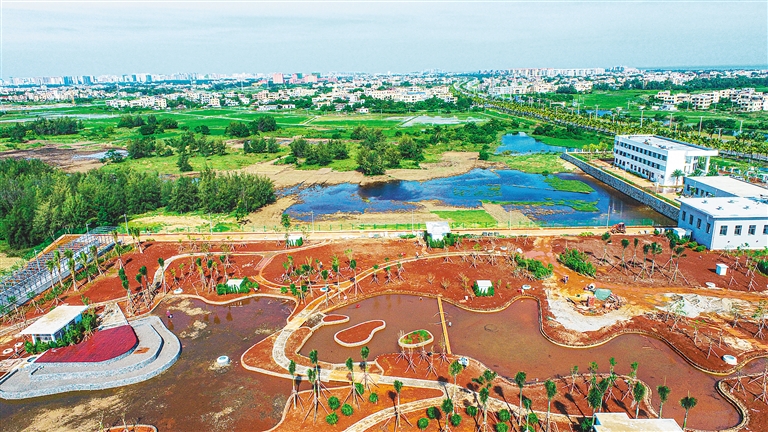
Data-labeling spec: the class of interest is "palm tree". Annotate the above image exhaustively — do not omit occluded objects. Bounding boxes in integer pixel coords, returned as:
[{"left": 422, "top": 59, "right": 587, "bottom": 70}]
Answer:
[
  {"left": 632, "top": 382, "right": 646, "bottom": 418},
  {"left": 53, "top": 249, "right": 64, "bottom": 288},
  {"left": 620, "top": 239, "right": 630, "bottom": 270},
  {"left": 657, "top": 385, "right": 670, "bottom": 418},
  {"left": 344, "top": 357, "right": 360, "bottom": 407},
  {"left": 672, "top": 169, "right": 685, "bottom": 186},
  {"left": 77, "top": 251, "right": 90, "bottom": 284},
  {"left": 545, "top": 379, "right": 557, "bottom": 432},
  {"left": 158, "top": 258, "right": 166, "bottom": 293},
  {"left": 45, "top": 259, "right": 57, "bottom": 292},
  {"left": 288, "top": 359, "right": 300, "bottom": 410},
  {"left": 679, "top": 394, "right": 697, "bottom": 429},
  {"left": 90, "top": 245, "right": 103, "bottom": 276},
  {"left": 449, "top": 360, "right": 464, "bottom": 412},
  {"left": 129, "top": 227, "right": 143, "bottom": 253},
  {"left": 479, "top": 386, "right": 490, "bottom": 431},
  {"left": 440, "top": 398, "right": 453, "bottom": 429},
  {"left": 515, "top": 371, "right": 526, "bottom": 426},
  {"left": 111, "top": 231, "right": 123, "bottom": 268},
  {"left": 64, "top": 249, "right": 76, "bottom": 291}
]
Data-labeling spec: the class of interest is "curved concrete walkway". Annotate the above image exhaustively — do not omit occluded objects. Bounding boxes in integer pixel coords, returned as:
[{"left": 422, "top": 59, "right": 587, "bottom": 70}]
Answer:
[{"left": 0, "top": 316, "right": 180, "bottom": 399}]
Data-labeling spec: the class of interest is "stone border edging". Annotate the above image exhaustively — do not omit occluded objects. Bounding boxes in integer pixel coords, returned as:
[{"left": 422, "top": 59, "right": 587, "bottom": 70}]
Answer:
[
  {"left": 333, "top": 320, "right": 387, "bottom": 348},
  {"left": 398, "top": 329, "right": 434, "bottom": 349}
]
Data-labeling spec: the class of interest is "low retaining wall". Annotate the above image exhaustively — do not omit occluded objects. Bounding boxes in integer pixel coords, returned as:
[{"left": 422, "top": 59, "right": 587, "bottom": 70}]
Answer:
[
  {"left": 0, "top": 317, "right": 180, "bottom": 400},
  {"left": 561, "top": 153, "right": 680, "bottom": 221}
]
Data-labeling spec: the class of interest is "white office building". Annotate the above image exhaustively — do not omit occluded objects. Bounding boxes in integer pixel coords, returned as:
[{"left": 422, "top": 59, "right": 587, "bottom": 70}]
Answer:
[
  {"left": 613, "top": 135, "right": 718, "bottom": 187},
  {"left": 683, "top": 176, "right": 768, "bottom": 199},
  {"left": 678, "top": 197, "right": 768, "bottom": 250}
]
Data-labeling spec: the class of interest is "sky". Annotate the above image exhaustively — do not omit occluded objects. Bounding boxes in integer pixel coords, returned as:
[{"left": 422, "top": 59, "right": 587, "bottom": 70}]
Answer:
[{"left": 2, "top": 0, "right": 767, "bottom": 77}]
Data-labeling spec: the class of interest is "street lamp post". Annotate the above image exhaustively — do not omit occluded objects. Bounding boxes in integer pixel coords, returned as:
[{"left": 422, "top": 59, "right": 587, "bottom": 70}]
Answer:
[{"left": 123, "top": 213, "right": 129, "bottom": 235}]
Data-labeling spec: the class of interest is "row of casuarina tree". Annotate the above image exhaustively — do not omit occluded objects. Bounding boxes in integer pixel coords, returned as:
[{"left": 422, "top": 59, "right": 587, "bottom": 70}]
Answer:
[{"left": 288, "top": 349, "right": 698, "bottom": 431}]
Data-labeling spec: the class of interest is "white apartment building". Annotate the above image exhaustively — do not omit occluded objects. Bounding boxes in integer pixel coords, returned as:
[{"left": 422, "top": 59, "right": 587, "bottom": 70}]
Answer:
[
  {"left": 613, "top": 135, "right": 718, "bottom": 186},
  {"left": 678, "top": 197, "right": 768, "bottom": 250}
]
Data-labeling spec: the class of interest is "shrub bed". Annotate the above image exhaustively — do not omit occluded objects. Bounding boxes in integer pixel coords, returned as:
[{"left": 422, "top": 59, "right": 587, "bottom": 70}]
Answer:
[{"left": 558, "top": 248, "right": 596, "bottom": 277}]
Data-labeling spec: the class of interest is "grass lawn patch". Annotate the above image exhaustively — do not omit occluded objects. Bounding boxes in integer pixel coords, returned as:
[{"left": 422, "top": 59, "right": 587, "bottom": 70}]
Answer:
[
  {"left": 491, "top": 199, "right": 599, "bottom": 212},
  {"left": 490, "top": 153, "right": 571, "bottom": 174},
  {"left": 431, "top": 210, "right": 497, "bottom": 226},
  {"left": 543, "top": 176, "right": 595, "bottom": 193}
]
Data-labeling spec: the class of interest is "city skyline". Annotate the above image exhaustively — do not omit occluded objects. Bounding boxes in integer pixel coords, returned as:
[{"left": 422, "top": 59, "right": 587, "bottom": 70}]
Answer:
[{"left": 3, "top": 0, "right": 767, "bottom": 78}]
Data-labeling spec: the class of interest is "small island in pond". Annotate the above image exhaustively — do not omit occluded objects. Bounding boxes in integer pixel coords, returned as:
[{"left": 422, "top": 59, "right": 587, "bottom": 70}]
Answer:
[
  {"left": 398, "top": 329, "right": 434, "bottom": 349},
  {"left": 333, "top": 320, "right": 386, "bottom": 347}
]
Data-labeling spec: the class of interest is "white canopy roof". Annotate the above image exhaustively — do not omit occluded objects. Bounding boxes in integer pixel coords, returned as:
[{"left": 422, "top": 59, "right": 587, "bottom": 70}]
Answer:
[{"left": 20, "top": 305, "right": 88, "bottom": 336}]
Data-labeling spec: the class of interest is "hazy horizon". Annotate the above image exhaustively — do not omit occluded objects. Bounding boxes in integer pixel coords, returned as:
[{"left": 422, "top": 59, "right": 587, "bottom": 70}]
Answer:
[{"left": 3, "top": 0, "right": 767, "bottom": 78}]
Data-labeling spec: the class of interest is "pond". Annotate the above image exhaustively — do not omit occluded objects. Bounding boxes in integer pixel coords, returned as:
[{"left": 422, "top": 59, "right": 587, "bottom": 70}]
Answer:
[
  {"left": 0, "top": 297, "right": 292, "bottom": 432},
  {"left": 284, "top": 168, "right": 674, "bottom": 227},
  {"left": 495, "top": 132, "right": 569, "bottom": 154},
  {"left": 300, "top": 294, "right": 750, "bottom": 431}
]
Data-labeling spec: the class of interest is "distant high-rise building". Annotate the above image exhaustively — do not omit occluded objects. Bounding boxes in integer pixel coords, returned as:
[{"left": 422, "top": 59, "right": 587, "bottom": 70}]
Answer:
[{"left": 272, "top": 73, "right": 284, "bottom": 84}]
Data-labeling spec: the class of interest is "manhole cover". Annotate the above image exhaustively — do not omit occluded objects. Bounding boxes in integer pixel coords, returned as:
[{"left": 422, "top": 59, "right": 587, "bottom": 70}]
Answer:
[{"left": 484, "top": 324, "right": 498, "bottom": 332}]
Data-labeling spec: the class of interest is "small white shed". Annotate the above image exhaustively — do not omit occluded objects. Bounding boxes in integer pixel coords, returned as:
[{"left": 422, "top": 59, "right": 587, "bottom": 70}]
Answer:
[
  {"left": 474, "top": 280, "right": 493, "bottom": 296},
  {"left": 425, "top": 221, "right": 451, "bottom": 241},
  {"left": 20, "top": 305, "right": 88, "bottom": 344},
  {"left": 287, "top": 234, "right": 304, "bottom": 247}
]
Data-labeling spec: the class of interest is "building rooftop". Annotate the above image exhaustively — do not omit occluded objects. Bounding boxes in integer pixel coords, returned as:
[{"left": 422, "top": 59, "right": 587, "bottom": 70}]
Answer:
[
  {"left": 20, "top": 305, "right": 89, "bottom": 336},
  {"left": 425, "top": 221, "right": 451, "bottom": 234},
  {"left": 686, "top": 176, "right": 768, "bottom": 198},
  {"left": 680, "top": 196, "right": 768, "bottom": 219},
  {"left": 618, "top": 134, "right": 718, "bottom": 155},
  {"left": 594, "top": 413, "right": 683, "bottom": 432}
]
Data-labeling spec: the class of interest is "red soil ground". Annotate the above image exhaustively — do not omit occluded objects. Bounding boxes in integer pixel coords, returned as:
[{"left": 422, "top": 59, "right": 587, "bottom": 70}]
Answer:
[
  {"left": 551, "top": 234, "right": 768, "bottom": 292},
  {"left": 37, "top": 325, "right": 137, "bottom": 363},
  {"left": 334, "top": 320, "right": 386, "bottom": 346},
  {"left": 721, "top": 374, "right": 768, "bottom": 431}
]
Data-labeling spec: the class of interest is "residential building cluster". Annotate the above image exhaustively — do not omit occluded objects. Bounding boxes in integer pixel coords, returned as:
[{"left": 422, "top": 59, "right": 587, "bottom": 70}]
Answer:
[{"left": 654, "top": 88, "right": 768, "bottom": 111}]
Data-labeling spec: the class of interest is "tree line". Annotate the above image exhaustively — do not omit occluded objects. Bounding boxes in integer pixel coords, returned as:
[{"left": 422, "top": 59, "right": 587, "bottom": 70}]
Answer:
[
  {"left": 1, "top": 117, "right": 83, "bottom": 142},
  {"left": 0, "top": 158, "right": 274, "bottom": 250}
]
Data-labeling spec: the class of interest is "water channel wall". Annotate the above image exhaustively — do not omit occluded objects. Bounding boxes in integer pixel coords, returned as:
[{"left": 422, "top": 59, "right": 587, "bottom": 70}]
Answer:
[{"left": 561, "top": 153, "right": 680, "bottom": 221}]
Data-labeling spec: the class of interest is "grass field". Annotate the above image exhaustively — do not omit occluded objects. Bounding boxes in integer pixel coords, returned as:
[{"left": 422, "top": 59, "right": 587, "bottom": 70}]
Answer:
[
  {"left": 490, "top": 153, "right": 572, "bottom": 174},
  {"left": 543, "top": 176, "right": 595, "bottom": 193},
  {"left": 101, "top": 149, "right": 287, "bottom": 175},
  {"left": 431, "top": 209, "right": 497, "bottom": 225}
]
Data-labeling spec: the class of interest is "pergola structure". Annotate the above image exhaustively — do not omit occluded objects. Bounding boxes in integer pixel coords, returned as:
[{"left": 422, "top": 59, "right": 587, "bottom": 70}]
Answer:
[{"left": 0, "top": 227, "right": 116, "bottom": 315}]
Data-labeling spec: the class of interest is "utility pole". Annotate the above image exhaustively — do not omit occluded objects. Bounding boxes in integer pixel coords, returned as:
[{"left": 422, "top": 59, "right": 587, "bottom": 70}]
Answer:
[
  {"left": 123, "top": 213, "right": 129, "bottom": 235},
  {"left": 699, "top": 116, "right": 703, "bottom": 134},
  {"left": 640, "top": 110, "right": 644, "bottom": 128}
]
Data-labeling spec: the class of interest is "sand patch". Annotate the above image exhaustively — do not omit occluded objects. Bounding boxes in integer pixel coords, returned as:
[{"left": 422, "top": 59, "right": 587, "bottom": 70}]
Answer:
[
  {"left": 547, "top": 289, "right": 635, "bottom": 332},
  {"left": 722, "top": 335, "right": 754, "bottom": 352},
  {"left": 0, "top": 253, "right": 24, "bottom": 273},
  {"left": 657, "top": 293, "right": 752, "bottom": 319},
  {"left": 130, "top": 214, "right": 210, "bottom": 232},
  {"left": 482, "top": 202, "right": 533, "bottom": 226},
  {"left": 179, "top": 320, "right": 208, "bottom": 339},
  {"left": 169, "top": 299, "right": 209, "bottom": 316},
  {"left": 21, "top": 394, "right": 125, "bottom": 432}
]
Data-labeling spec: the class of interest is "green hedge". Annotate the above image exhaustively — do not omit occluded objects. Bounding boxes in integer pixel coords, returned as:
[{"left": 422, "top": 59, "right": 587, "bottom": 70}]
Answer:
[
  {"left": 515, "top": 254, "right": 553, "bottom": 279},
  {"left": 473, "top": 281, "right": 495, "bottom": 297},
  {"left": 216, "top": 277, "right": 258, "bottom": 295}
]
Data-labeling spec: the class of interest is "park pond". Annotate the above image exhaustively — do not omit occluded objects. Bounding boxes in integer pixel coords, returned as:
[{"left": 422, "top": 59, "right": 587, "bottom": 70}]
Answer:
[
  {"left": 0, "top": 297, "right": 293, "bottom": 432},
  {"left": 495, "top": 132, "right": 569, "bottom": 154},
  {"left": 283, "top": 168, "right": 674, "bottom": 227},
  {"left": 301, "top": 294, "right": 759, "bottom": 431}
]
